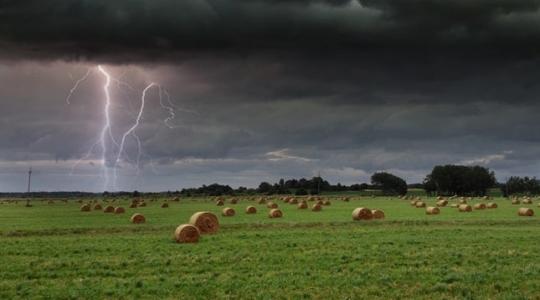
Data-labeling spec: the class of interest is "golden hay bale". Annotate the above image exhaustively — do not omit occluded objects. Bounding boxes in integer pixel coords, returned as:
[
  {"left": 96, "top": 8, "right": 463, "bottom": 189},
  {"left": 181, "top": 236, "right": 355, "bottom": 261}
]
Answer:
[
  {"left": 426, "top": 206, "right": 440, "bottom": 215},
  {"left": 103, "top": 205, "right": 114, "bottom": 213},
  {"left": 415, "top": 201, "right": 426, "bottom": 208},
  {"left": 436, "top": 200, "right": 448, "bottom": 207},
  {"left": 410, "top": 200, "right": 418, "bottom": 206},
  {"left": 523, "top": 199, "right": 532, "bottom": 204},
  {"left": 458, "top": 204, "right": 472, "bottom": 212},
  {"left": 371, "top": 209, "right": 385, "bottom": 219},
  {"left": 518, "top": 207, "right": 534, "bottom": 217},
  {"left": 161, "top": 203, "right": 169, "bottom": 208},
  {"left": 311, "top": 203, "right": 322, "bottom": 212},
  {"left": 474, "top": 203, "right": 486, "bottom": 210},
  {"left": 245, "top": 206, "right": 257, "bottom": 214},
  {"left": 173, "top": 197, "right": 180, "bottom": 202},
  {"left": 216, "top": 200, "right": 224, "bottom": 206},
  {"left": 94, "top": 204, "right": 102, "bottom": 210},
  {"left": 297, "top": 202, "right": 308, "bottom": 209},
  {"left": 512, "top": 199, "right": 520, "bottom": 205},
  {"left": 257, "top": 198, "right": 266, "bottom": 204},
  {"left": 487, "top": 202, "right": 498, "bottom": 209},
  {"left": 139, "top": 202, "right": 147, "bottom": 207},
  {"left": 343, "top": 197, "right": 350, "bottom": 202},
  {"left": 268, "top": 208, "right": 283, "bottom": 218},
  {"left": 174, "top": 224, "right": 200, "bottom": 243},
  {"left": 459, "top": 199, "right": 467, "bottom": 204},
  {"left": 129, "top": 203, "right": 137, "bottom": 208},
  {"left": 267, "top": 202, "right": 278, "bottom": 209},
  {"left": 230, "top": 198, "right": 238, "bottom": 204},
  {"left": 315, "top": 200, "right": 324, "bottom": 205},
  {"left": 222, "top": 207, "right": 235, "bottom": 216},
  {"left": 450, "top": 203, "right": 458, "bottom": 208},
  {"left": 323, "top": 200, "right": 331, "bottom": 206},
  {"left": 130, "top": 213, "right": 146, "bottom": 224},
  {"left": 189, "top": 212, "right": 219, "bottom": 234},
  {"left": 80, "top": 204, "right": 91, "bottom": 212},
  {"left": 352, "top": 207, "right": 373, "bottom": 220},
  {"left": 114, "top": 207, "right": 125, "bottom": 214},
  {"left": 289, "top": 198, "right": 298, "bottom": 204}
]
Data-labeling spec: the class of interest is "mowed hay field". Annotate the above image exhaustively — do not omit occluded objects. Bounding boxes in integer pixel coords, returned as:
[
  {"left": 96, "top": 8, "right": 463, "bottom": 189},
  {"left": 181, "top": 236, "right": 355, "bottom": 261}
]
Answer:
[{"left": 1, "top": 196, "right": 540, "bottom": 299}]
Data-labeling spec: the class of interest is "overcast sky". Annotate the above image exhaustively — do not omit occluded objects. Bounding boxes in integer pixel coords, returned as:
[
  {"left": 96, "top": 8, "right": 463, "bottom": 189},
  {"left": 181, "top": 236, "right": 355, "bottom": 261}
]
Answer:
[{"left": 2, "top": 0, "right": 540, "bottom": 192}]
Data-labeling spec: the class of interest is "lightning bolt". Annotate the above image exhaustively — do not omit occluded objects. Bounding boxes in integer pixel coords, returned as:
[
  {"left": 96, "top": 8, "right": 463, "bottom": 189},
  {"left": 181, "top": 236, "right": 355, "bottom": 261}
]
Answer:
[{"left": 65, "top": 68, "right": 93, "bottom": 104}]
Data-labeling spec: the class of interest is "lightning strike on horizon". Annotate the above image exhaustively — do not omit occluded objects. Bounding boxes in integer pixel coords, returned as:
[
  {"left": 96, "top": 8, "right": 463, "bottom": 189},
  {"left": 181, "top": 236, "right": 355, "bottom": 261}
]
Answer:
[{"left": 65, "top": 68, "right": 93, "bottom": 104}]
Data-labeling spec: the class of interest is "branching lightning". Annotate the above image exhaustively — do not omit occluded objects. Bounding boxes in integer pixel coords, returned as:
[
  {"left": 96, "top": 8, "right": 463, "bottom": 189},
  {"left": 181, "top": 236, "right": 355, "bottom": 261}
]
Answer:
[{"left": 66, "top": 65, "right": 187, "bottom": 191}]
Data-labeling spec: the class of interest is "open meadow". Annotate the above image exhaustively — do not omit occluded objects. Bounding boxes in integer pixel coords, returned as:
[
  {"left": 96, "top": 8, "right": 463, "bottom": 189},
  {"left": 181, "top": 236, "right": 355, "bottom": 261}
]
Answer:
[{"left": 1, "top": 195, "right": 539, "bottom": 299}]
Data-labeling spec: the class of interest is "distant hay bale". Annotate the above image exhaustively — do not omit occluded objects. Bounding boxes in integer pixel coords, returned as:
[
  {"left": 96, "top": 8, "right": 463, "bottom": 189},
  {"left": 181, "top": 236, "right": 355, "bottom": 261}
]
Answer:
[
  {"left": 222, "top": 207, "right": 235, "bottom": 216},
  {"left": 486, "top": 202, "right": 498, "bottom": 209},
  {"left": 343, "top": 197, "right": 350, "bottom": 202},
  {"left": 189, "top": 212, "right": 219, "bottom": 234},
  {"left": 216, "top": 200, "right": 224, "bottom": 206},
  {"left": 371, "top": 209, "right": 385, "bottom": 219},
  {"left": 352, "top": 207, "right": 373, "bottom": 220},
  {"left": 130, "top": 213, "right": 146, "bottom": 224},
  {"left": 307, "top": 196, "right": 315, "bottom": 201},
  {"left": 458, "top": 204, "right": 472, "bottom": 212},
  {"left": 267, "top": 202, "right": 278, "bottom": 209},
  {"left": 450, "top": 203, "right": 458, "bottom": 208},
  {"left": 410, "top": 200, "right": 418, "bottom": 206},
  {"left": 94, "top": 204, "right": 102, "bottom": 210},
  {"left": 436, "top": 200, "right": 448, "bottom": 207},
  {"left": 289, "top": 198, "right": 298, "bottom": 204},
  {"left": 297, "top": 202, "right": 308, "bottom": 209},
  {"left": 311, "top": 203, "right": 322, "bottom": 212},
  {"left": 245, "top": 206, "right": 257, "bottom": 214},
  {"left": 323, "top": 200, "right": 331, "bottom": 206},
  {"left": 103, "top": 205, "right": 114, "bottom": 213},
  {"left": 511, "top": 198, "right": 520, "bottom": 205},
  {"left": 230, "top": 198, "right": 238, "bottom": 204},
  {"left": 523, "top": 198, "right": 532, "bottom": 204},
  {"left": 114, "top": 207, "right": 125, "bottom": 214},
  {"left": 129, "top": 203, "right": 137, "bottom": 208},
  {"left": 174, "top": 224, "right": 200, "bottom": 243},
  {"left": 257, "top": 198, "right": 266, "bottom": 204},
  {"left": 415, "top": 201, "right": 426, "bottom": 208},
  {"left": 173, "top": 197, "right": 180, "bottom": 202},
  {"left": 80, "top": 204, "right": 91, "bottom": 212},
  {"left": 268, "top": 208, "right": 283, "bottom": 218},
  {"left": 161, "top": 203, "right": 169, "bottom": 208},
  {"left": 426, "top": 206, "right": 440, "bottom": 215},
  {"left": 518, "top": 207, "right": 534, "bottom": 217},
  {"left": 474, "top": 203, "right": 486, "bottom": 210},
  {"left": 459, "top": 198, "right": 467, "bottom": 204}
]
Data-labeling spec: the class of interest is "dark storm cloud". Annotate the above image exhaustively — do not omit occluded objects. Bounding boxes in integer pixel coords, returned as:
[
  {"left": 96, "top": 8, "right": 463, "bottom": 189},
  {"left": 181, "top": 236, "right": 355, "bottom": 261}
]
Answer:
[{"left": 2, "top": 0, "right": 540, "bottom": 62}]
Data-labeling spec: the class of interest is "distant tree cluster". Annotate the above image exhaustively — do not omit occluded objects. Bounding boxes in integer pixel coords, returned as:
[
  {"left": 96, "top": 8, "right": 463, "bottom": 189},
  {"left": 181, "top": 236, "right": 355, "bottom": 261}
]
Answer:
[
  {"left": 423, "top": 165, "right": 496, "bottom": 196},
  {"left": 180, "top": 183, "right": 237, "bottom": 196},
  {"left": 370, "top": 172, "right": 408, "bottom": 195},
  {"left": 500, "top": 176, "right": 540, "bottom": 196}
]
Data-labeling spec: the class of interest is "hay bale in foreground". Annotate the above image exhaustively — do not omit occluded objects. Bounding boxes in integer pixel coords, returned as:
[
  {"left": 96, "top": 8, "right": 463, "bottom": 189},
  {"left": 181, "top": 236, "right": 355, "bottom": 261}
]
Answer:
[
  {"left": 222, "top": 207, "right": 235, "bottom": 216},
  {"left": 352, "top": 207, "right": 373, "bottom": 220},
  {"left": 268, "top": 208, "right": 283, "bottom": 218},
  {"left": 458, "top": 204, "right": 472, "bottom": 212},
  {"left": 80, "top": 204, "right": 91, "bottom": 212},
  {"left": 426, "top": 206, "right": 440, "bottom": 215},
  {"left": 518, "top": 207, "right": 534, "bottom": 217},
  {"left": 487, "top": 202, "right": 498, "bottom": 209},
  {"left": 130, "top": 213, "right": 146, "bottom": 224},
  {"left": 174, "top": 224, "right": 200, "bottom": 243},
  {"left": 104, "top": 205, "right": 114, "bottom": 213},
  {"left": 245, "top": 206, "right": 257, "bottom": 214},
  {"left": 371, "top": 209, "right": 385, "bottom": 219},
  {"left": 311, "top": 203, "right": 322, "bottom": 212},
  {"left": 114, "top": 207, "right": 125, "bottom": 214},
  {"left": 189, "top": 212, "right": 219, "bottom": 234},
  {"left": 297, "top": 202, "right": 308, "bottom": 209},
  {"left": 436, "top": 200, "right": 448, "bottom": 207},
  {"left": 267, "top": 202, "right": 278, "bottom": 209},
  {"left": 474, "top": 203, "right": 486, "bottom": 210}
]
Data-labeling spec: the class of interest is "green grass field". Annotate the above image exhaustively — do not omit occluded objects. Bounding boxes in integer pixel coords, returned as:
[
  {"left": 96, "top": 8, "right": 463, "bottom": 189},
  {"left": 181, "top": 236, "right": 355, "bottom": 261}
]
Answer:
[{"left": 1, "top": 196, "right": 539, "bottom": 299}]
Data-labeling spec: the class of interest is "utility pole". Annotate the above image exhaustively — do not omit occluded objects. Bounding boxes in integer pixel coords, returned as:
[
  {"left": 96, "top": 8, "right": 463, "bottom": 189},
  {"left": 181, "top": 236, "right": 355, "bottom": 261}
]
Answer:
[{"left": 27, "top": 167, "right": 32, "bottom": 193}]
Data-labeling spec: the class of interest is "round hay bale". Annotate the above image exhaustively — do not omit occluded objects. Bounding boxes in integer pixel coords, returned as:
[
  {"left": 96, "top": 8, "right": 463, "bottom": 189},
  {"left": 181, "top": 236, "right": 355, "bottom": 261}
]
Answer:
[
  {"left": 268, "top": 208, "right": 283, "bottom": 218},
  {"left": 487, "top": 202, "right": 498, "bottom": 209},
  {"left": 103, "top": 205, "right": 114, "bottom": 213},
  {"left": 245, "top": 206, "right": 257, "bottom": 214},
  {"left": 458, "top": 204, "right": 472, "bottom": 212},
  {"left": 80, "top": 204, "right": 91, "bottom": 212},
  {"left": 352, "top": 207, "right": 373, "bottom": 220},
  {"left": 311, "top": 203, "right": 322, "bottom": 212},
  {"left": 267, "top": 202, "right": 278, "bottom": 209},
  {"left": 114, "top": 207, "right": 125, "bottom": 214},
  {"left": 230, "top": 198, "right": 238, "bottom": 204},
  {"left": 257, "top": 198, "right": 266, "bottom": 204},
  {"left": 450, "top": 203, "right": 458, "bottom": 208},
  {"left": 436, "top": 200, "right": 448, "bottom": 207},
  {"left": 415, "top": 201, "right": 426, "bottom": 208},
  {"left": 222, "top": 207, "right": 235, "bottom": 216},
  {"left": 323, "top": 200, "right": 331, "bottom": 206},
  {"left": 410, "top": 200, "right": 418, "bottom": 206},
  {"left": 512, "top": 199, "right": 520, "bottom": 205},
  {"left": 473, "top": 203, "right": 486, "bottom": 210},
  {"left": 289, "top": 198, "right": 298, "bottom": 204},
  {"left": 371, "top": 209, "right": 385, "bottom": 219},
  {"left": 189, "top": 212, "right": 219, "bottom": 234},
  {"left": 426, "top": 206, "right": 440, "bottom": 215},
  {"left": 174, "top": 224, "right": 200, "bottom": 243},
  {"left": 297, "top": 202, "right": 308, "bottom": 209},
  {"left": 130, "top": 213, "right": 146, "bottom": 224},
  {"left": 138, "top": 202, "right": 147, "bottom": 207},
  {"left": 523, "top": 199, "right": 532, "bottom": 204},
  {"left": 161, "top": 203, "right": 169, "bottom": 208},
  {"left": 315, "top": 200, "right": 324, "bottom": 205},
  {"left": 518, "top": 207, "right": 534, "bottom": 217},
  {"left": 129, "top": 203, "right": 137, "bottom": 208},
  {"left": 94, "top": 204, "right": 102, "bottom": 210},
  {"left": 459, "top": 199, "right": 467, "bottom": 204},
  {"left": 216, "top": 200, "right": 224, "bottom": 206},
  {"left": 343, "top": 197, "right": 350, "bottom": 202}
]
